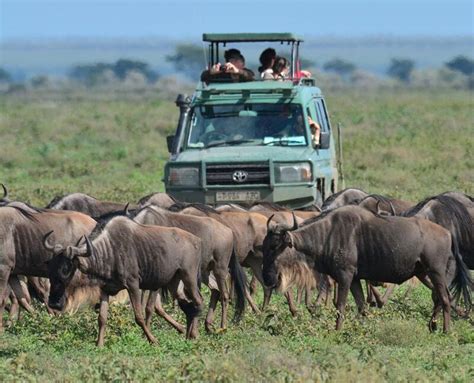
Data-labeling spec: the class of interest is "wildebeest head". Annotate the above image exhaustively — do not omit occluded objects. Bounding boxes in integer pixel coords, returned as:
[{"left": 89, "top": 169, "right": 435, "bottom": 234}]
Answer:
[
  {"left": 262, "top": 213, "right": 298, "bottom": 288},
  {"left": 43, "top": 231, "right": 93, "bottom": 310},
  {"left": 0, "top": 184, "right": 10, "bottom": 206}
]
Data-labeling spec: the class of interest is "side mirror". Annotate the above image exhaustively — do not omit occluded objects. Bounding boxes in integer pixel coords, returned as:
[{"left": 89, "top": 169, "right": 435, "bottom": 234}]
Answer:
[
  {"left": 166, "top": 135, "right": 175, "bottom": 153},
  {"left": 318, "top": 132, "right": 330, "bottom": 149}
]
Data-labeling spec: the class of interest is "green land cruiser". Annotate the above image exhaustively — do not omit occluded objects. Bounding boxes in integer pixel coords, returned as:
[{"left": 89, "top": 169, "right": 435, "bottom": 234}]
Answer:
[{"left": 164, "top": 33, "right": 339, "bottom": 208}]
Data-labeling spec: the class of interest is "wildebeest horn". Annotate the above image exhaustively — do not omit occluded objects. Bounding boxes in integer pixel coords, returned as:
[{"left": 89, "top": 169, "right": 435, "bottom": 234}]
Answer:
[
  {"left": 43, "top": 231, "right": 56, "bottom": 251},
  {"left": 290, "top": 212, "right": 298, "bottom": 231},
  {"left": 266, "top": 214, "right": 275, "bottom": 230},
  {"left": 1, "top": 183, "right": 8, "bottom": 199},
  {"left": 43, "top": 231, "right": 64, "bottom": 254},
  {"left": 124, "top": 202, "right": 130, "bottom": 217},
  {"left": 83, "top": 236, "right": 94, "bottom": 258}
]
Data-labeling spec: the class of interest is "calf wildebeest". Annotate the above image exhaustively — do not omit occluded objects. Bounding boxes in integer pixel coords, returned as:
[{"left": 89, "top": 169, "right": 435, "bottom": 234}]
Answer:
[
  {"left": 262, "top": 207, "right": 472, "bottom": 332},
  {"left": 0, "top": 202, "right": 97, "bottom": 330},
  {"left": 46, "top": 192, "right": 136, "bottom": 219},
  {"left": 44, "top": 215, "right": 203, "bottom": 346},
  {"left": 130, "top": 205, "right": 246, "bottom": 332}
]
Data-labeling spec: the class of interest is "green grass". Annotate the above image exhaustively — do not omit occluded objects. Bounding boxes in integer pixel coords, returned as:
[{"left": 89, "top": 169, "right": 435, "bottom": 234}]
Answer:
[{"left": 0, "top": 88, "right": 473, "bottom": 381}]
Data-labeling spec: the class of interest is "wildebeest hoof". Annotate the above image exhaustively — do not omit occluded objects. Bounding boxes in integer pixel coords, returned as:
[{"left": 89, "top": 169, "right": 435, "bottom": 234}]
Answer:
[
  {"left": 205, "top": 322, "right": 216, "bottom": 334},
  {"left": 428, "top": 320, "right": 437, "bottom": 333},
  {"left": 147, "top": 335, "right": 157, "bottom": 344},
  {"left": 215, "top": 327, "right": 227, "bottom": 334}
]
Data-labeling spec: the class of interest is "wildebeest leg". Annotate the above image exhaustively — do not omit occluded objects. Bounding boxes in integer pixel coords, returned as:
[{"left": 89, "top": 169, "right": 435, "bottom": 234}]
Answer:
[
  {"left": 304, "top": 288, "right": 313, "bottom": 313},
  {"left": 177, "top": 270, "right": 204, "bottom": 340},
  {"left": 335, "top": 277, "right": 351, "bottom": 330},
  {"left": 428, "top": 272, "right": 451, "bottom": 333},
  {"left": 296, "top": 288, "right": 304, "bottom": 305},
  {"left": 96, "top": 291, "right": 110, "bottom": 347},
  {"left": 0, "top": 265, "right": 12, "bottom": 332},
  {"left": 380, "top": 284, "right": 396, "bottom": 306},
  {"left": 285, "top": 290, "right": 298, "bottom": 317},
  {"left": 154, "top": 290, "right": 185, "bottom": 334},
  {"left": 368, "top": 284, "right": 385, "bottom": 308},
  {"left": 145, "top": 290, "right": 158, "bottom": 329},
  {"left": 249, "top": 275, "right": 258, "bottom": 296},
  {"left": 350, "top": 279, "right": 366, "bottom": 316},
  {"left": 9, "top": 277, "right": 34, "bottom": 314},
  {"left": 248, "top": 259, "right": 273, "bottom": 310},
  {"left": 366, "top": 282, "right": 376, "bottom": 306},
  {"left": 27, "top": 277, "right": 55, "bottom": 315},
  {"left": 205, "top": 290, "right": 220, "bottom": 333},
  {"left": 215, "top": 269, "right": 230, "bottom": 330},
  {"left": 127, "top": 286, "right": 157, "bottom": 344},
  {"left": 244, "top": 287, "right": 261, "bottom": 314},
  {"left": 7, "top": 289, "right": 20, "bottom": 324}
]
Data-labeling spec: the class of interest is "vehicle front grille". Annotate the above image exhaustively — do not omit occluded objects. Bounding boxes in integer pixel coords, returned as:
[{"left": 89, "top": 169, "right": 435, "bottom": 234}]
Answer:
[{"left": 206, "top": 163, "right": 270, "bottom": 185}]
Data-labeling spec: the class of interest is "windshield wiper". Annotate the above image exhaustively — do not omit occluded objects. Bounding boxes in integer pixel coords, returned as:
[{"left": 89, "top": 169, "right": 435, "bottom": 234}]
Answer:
[
  {"left": 262, "top": 138, "right": 303, "bottom": 146},
  {"left": 204, "top": 139, "right": 254, "bottom": 149}
]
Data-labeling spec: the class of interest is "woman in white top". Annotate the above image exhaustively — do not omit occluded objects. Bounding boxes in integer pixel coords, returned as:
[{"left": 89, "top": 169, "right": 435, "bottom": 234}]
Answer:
[{"left": 258, "top": 48, "right": 276, "bottom": 80}]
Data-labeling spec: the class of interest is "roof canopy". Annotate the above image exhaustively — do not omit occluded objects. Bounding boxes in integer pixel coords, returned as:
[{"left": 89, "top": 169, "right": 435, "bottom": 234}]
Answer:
[{"left": 202, "top": 33, "right": 304, "bottom": 43}]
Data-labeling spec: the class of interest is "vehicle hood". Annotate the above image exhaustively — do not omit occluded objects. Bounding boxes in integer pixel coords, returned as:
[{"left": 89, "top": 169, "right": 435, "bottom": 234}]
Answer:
[{"left": 173, "top": 145, "right": 315, "bottom": 163}]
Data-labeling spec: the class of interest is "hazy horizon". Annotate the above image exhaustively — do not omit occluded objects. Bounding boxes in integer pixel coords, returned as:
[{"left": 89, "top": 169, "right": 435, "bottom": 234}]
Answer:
[{"left": 2, "top": 0, "right": 473, "bottom": 41}]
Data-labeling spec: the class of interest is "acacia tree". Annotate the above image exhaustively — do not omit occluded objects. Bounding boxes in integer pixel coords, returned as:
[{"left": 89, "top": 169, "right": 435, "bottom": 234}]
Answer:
[
  {"left": 387, "top": 58, "right": 415, "bottom": 83},
  {"left": 166, "top": 44, "right": 205, "bottom": 80},
  {"left": 445, "top": 55, "right": 474, "bottom": 76}
]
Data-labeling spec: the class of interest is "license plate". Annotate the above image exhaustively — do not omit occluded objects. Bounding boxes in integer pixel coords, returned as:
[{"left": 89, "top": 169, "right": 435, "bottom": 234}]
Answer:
[{"left": 216, "top": 191, "right": 261, "bottom": 202}]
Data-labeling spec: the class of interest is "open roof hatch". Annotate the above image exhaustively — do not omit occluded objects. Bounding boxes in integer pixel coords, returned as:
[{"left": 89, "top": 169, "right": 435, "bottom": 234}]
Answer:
[{"left": 202, "top": 33, "right": 304, "bottom": 79}]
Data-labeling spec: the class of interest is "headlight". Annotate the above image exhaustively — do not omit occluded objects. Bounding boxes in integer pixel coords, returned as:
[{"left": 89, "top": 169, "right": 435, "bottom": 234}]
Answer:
[
  {"left": 168, "top": 167, "right": 200, "bottom": 186},
  {"left": 275, "top": 162, "right": 311, "bottom": 183}
]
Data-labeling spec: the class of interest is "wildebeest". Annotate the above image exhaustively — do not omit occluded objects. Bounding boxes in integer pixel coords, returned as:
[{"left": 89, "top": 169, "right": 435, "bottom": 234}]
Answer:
[
  {"left": 322, "top": 188, "right": 413, "bottom": 215},
  {"left": 46, "top": 192, "right": 136, "bottom": 219},
  {"left": 262, "top": 206, "right": 472, "bottom": 332},
  {"left": 137, "top": 192, "right": 178, "bottom": 209},
  {"left": 130, "top": 204, "right": 246, "bottom": 332},
  {"left": 44, "top": 216, "right": 203, "bottom": 346},
  {"left": 0, "top": 202, "right": 97, "bottom": 329},
  {"left": 401, "top": 194, "right": 474, "bottom": 271}
]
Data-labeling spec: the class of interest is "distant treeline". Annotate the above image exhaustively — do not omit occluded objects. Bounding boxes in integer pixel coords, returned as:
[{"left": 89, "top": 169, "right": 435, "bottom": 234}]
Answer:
[{"left": 1, "top": 45, "right": 473, "bottom": 92}]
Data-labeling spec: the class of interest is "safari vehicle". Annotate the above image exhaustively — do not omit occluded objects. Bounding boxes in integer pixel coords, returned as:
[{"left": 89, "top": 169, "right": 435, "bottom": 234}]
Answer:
[{"left": 164, "top": 33, "right": 339, "bottom": 208}]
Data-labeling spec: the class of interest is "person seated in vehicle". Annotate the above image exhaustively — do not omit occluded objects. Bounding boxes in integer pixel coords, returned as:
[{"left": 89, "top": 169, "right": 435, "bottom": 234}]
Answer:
[
  {"left": 258, "top": 48, "right": 277, "bottom": 80},
  {"left": 276, "top": 111, "right": 321, "bottom": 147},
  {"left": 201, "top": 49, "right": 255, "bottom": 84}
]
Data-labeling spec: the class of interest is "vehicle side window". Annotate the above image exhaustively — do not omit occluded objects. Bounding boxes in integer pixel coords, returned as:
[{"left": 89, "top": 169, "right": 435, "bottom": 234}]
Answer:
[{"left": 314, "top": 99, "right": 329, "bottom": 132}]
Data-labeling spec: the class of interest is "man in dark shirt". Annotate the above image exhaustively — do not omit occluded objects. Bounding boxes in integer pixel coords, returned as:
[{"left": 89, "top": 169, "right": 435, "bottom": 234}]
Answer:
[{"left": 201, "top": 49, "right": 255, "bottom": 84}]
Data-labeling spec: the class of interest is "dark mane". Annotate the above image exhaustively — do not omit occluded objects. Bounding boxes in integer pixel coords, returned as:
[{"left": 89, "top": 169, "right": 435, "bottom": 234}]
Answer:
[
  {"left": 321, "top": 187, "right": 366, "bottom": 210},
  {"left": 45, "top": 194, "right": 67, "bottom": 208},
  {"left": 402, "top": 196, "right": 437, "bottom": 217}
]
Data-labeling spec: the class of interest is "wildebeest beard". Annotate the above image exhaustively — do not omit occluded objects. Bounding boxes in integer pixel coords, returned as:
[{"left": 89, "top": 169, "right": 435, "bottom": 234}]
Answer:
[{"left": 262, "top": 230, "right": 293, "bottom": 288}]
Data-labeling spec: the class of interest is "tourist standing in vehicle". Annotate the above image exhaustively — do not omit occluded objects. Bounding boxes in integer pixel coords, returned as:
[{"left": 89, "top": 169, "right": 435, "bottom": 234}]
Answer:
[
  {"left": 259, "top": 48, "right": 277, "bottom": 80},
  {"left": 201, "top": 49, "right": 254, "bottom": 84},
  {"left": 272, "top": 56, "right": 290, "bottom": 80}
]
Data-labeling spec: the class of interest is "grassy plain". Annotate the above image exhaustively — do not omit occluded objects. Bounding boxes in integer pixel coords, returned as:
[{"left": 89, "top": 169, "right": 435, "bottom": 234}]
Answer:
[{"left": 0, "top": 88, "right": 473, "bottom": 381}]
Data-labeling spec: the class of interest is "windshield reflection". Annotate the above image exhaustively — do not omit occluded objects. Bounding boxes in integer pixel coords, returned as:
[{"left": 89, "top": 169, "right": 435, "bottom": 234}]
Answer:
[{"left": 186, "top": 104, "right": 307, "bottom": 148}]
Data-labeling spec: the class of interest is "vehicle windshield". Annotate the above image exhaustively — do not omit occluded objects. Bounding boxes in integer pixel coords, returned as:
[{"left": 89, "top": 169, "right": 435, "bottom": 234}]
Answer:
[{"left": 186, "top": 103, "right": 308, "bottom": 148}]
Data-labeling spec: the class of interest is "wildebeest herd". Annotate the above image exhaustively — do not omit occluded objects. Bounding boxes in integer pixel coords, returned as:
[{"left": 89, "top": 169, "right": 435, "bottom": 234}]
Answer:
[{"left": 0, "top": 184, "right": 472, "bottom": 346}]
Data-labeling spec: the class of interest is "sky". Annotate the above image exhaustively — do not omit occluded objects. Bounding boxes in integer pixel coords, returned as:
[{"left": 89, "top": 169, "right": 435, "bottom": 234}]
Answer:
[{"left": 1, "top": 0, "right": 473, "bottom": 40}]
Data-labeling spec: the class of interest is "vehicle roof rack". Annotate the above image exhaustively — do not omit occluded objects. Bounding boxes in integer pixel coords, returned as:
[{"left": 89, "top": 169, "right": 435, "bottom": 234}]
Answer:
[{"left": 202, "top": 33, "right": 304, "bottom": 43}]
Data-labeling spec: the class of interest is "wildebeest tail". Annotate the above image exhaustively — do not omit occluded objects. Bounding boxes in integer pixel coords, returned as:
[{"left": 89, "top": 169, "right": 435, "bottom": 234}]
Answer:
[
  {"left": 229, "top": 248, "right": 246, "bottom": 322},
  {"left": 449, "top": 237, "right": 473, "bottom": 310}
]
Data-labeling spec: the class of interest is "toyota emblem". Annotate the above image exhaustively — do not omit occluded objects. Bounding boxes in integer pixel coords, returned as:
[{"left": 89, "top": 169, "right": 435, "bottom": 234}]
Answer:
[{"left": 232, "top": 170, "right": 248, "bottom": 183}]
